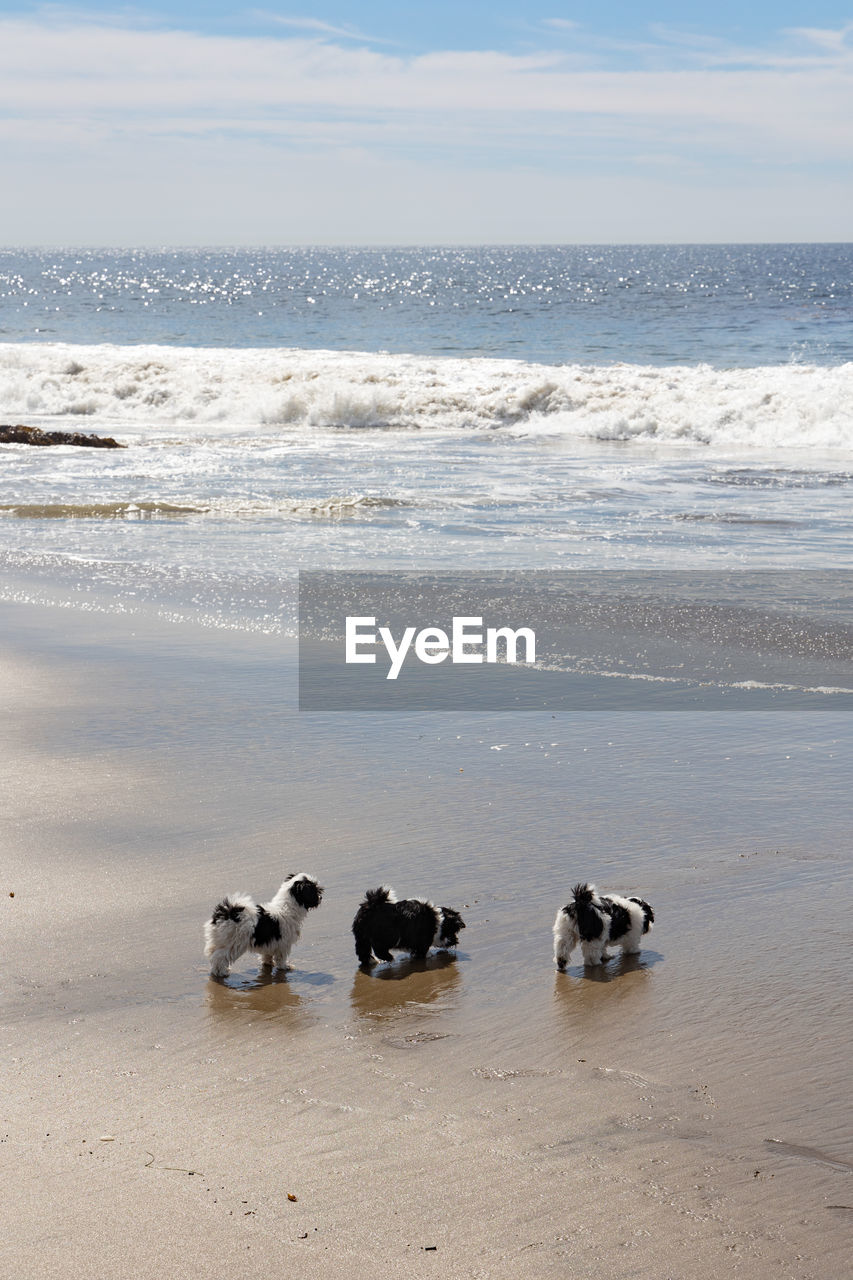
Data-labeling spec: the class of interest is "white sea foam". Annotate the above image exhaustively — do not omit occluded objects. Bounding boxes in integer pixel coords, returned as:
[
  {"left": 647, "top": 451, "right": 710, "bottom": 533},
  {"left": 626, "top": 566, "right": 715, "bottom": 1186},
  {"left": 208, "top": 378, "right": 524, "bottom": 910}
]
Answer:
[{"left": 1, "top": 342, "right": 851, "bottom": 451}]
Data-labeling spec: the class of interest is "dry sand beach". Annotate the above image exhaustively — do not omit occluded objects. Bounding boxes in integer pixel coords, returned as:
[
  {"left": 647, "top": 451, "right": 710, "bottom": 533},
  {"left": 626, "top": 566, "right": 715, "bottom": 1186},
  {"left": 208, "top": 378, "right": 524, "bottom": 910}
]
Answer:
[{"left": 2, "top": 598, "right": 851, "bottom": 1279}]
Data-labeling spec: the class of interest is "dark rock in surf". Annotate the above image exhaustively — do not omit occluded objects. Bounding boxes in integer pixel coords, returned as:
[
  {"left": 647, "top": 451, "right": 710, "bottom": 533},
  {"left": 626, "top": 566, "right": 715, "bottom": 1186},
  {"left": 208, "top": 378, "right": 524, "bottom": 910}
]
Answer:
[{"left": 0, "top": 424, "right": 126, "bottom": 448}]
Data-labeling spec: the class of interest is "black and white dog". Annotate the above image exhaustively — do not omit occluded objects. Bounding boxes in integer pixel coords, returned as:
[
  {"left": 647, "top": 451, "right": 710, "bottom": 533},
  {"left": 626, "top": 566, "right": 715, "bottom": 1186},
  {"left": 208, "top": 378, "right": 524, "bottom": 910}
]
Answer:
[
  {"left": 204, "top": 873, "right": 323, "bottom": 978},
  {"left": 352, "top": 886, "right": 465, "bottom": 966},
  {"left": 554, "top": 882, "right": 654, "bottom": 969}
]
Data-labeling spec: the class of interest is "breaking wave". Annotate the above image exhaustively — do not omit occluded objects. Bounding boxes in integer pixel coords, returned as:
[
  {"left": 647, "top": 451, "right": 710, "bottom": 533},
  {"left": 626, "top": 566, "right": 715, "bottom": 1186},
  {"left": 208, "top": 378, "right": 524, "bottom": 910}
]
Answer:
[{"left": 1, "top": 342, "right": 851, "bottom": 450}]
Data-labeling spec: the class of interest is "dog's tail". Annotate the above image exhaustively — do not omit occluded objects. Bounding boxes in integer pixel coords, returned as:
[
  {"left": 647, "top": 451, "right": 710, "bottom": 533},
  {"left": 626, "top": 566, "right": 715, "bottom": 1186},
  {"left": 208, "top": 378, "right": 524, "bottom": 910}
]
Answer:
[
  {"left": 629, "top": 897, "right": 654, "bottom": 933},
  {"left": 204, "top": 893, "right": 257, "bottom": 964},
  {"left": 352, "top": 886, "right": 395, "bottom": 967},
  {"left": 571, "top": 882, "right": 597, "bottom": 906},
  {"left": 569, "top": 881, "right": 606, "bottom": 941},
  {"left": 363, "top": 885, "right": 396, "bottom": 906},
  {"left": 209, "top": 896, "right": 251, "bottom": 926}
]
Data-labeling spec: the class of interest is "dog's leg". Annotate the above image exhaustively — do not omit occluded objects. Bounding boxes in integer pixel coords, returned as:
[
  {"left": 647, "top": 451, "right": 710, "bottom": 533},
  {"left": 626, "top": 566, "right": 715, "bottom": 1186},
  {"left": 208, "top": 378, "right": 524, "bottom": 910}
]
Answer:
[
  {"left": 581, "top": 940, "right": 607, "bottom": 966},
  {"left": 208, "top": 948, "right": 233, "bottom": 979},
  {"left": 553, "top": 910, "right": 578, "bottom": 971},
  {"left": 619, "top": 916, "right": 645, "bottom": 954}
]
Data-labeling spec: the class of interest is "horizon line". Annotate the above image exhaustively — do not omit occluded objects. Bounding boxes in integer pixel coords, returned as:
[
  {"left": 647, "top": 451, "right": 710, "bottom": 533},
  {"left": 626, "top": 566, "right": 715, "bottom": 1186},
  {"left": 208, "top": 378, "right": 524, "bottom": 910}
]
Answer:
[{"left": 2, "top": 239, "right": 852, "bottom": 252}]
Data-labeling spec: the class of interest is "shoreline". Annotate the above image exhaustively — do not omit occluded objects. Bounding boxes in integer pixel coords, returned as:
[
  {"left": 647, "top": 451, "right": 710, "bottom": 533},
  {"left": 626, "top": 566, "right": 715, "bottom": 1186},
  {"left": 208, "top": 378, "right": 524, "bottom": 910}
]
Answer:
[{"left": 2, "top": 594, "right": 851, "bottom": 1277}]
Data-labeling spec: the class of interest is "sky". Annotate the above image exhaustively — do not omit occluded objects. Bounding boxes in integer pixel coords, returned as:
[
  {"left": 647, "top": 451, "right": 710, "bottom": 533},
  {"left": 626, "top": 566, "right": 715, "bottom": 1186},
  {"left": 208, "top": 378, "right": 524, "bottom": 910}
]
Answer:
[{"left": 0, "top": 3, "right": 851, "bottom": 244}]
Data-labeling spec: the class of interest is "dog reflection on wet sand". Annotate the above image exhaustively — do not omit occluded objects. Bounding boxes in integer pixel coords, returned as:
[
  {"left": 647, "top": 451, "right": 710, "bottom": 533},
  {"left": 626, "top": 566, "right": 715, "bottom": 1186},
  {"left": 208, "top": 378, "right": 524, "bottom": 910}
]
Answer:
[{"left": 350, "top": 950, "right": 462, "bottom": 1016}]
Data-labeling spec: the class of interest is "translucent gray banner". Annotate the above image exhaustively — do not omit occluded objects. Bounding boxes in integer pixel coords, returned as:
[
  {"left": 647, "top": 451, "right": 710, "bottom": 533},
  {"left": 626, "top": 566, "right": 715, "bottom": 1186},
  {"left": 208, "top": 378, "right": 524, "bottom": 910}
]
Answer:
[{"left": 298, "top": 571, "right": 853, "bottom": 711}]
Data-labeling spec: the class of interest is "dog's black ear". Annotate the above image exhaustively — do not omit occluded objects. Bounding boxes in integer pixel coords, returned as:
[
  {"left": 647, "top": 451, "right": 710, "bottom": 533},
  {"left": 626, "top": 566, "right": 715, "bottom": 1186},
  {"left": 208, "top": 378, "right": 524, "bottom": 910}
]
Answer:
[
  {"left": 440, "top": 908, "right": 465, "bottom": 942},
  {"left": 290, "top": 877, "right": 323, "bottom": 910},
  {"left": 629, "top": 897, "right": 654, "bottom": 930}
]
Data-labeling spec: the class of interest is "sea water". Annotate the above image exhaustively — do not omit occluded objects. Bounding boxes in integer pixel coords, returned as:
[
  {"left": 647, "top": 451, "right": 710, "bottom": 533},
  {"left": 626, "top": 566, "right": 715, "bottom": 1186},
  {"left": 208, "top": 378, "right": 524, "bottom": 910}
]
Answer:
[{"left": 0, "top": 244, "right": 851, "bottom": 623}]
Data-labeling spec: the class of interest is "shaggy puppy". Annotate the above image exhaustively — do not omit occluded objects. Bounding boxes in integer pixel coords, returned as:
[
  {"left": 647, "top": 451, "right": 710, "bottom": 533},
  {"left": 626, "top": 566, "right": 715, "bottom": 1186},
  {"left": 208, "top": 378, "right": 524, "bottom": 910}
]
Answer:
[
  {"left": 554, "top": 882, "right": 654, "bottom": 969},
  {"left": 204, "top": 873, "right": 323, "bottom": 978},
  {"left": 352, "top": 886, "right": 465, "bottom": 966}
]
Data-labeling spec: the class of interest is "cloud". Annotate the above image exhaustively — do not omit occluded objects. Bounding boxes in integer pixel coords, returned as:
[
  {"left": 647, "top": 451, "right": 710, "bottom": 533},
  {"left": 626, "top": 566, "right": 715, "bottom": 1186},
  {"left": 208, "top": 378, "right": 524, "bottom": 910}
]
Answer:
[
  {"left": 253, "top": 10, "right": 398, "bottom": 46},
  {"left": 0, "top": 13, "right": 849, "bottom": 160},
  {"left": 0, "top": 13, "right": 850, "bottom": 242},
  {"left": 643, "top": 22, "right": 853, "bottom": 70},
  {"left": 539, "top": 17, "right": 853, "bottom": 73},
  {"left": 784, "top": 22, "right": 853, "bottom": 54}
]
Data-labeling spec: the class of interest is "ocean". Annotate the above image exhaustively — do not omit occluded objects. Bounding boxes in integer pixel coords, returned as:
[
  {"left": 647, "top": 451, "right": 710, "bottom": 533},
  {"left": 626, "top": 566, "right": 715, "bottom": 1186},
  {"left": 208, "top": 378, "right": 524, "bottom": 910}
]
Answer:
[{"left": 1, "top": 243, "right": 852, "bottom": 630}]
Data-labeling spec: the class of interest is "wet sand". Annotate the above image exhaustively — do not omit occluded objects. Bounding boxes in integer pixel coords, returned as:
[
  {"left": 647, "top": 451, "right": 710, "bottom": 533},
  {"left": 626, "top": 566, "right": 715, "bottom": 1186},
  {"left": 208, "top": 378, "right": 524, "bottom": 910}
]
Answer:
[{"left": 1, "top": 599, "right": 851, "bottom": 1278}]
